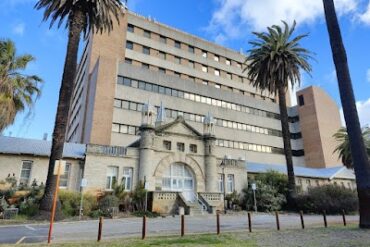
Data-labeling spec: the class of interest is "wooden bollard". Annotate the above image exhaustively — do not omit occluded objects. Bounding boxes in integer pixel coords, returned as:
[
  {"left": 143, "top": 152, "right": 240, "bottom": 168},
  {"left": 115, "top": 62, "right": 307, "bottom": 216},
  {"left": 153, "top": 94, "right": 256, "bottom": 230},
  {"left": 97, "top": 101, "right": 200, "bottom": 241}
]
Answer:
[
  {"left": 142, "top": 215, "right": 147, "bottom": 239},
  {"left": 181, "top": 215, "right": 185, "bottom": 236},
  {"left": 247, "top": 212, "right": 252, "bottom": 232},
  {"left": 342, "top": 210, "right": 347, "bottom": 226},
  {"left": 275, "top": 211, "right": 280, "bottom": 231},
  {"left": 323, "top": 210, "right": 327, "bottom": 228},
  {"left": 97, "top": 217, "right": 103, "bottom": 242},
  {"left": 216, "top": 212, "right": 220, "bottom": 235},
  {"left": 300, "top": 211, "right": 305, "bottom": 229}
]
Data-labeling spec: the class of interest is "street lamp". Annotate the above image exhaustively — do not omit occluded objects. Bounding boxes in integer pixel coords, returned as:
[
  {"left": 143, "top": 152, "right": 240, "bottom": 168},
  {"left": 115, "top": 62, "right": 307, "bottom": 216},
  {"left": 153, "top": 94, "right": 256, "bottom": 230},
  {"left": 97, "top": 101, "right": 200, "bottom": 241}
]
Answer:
[{"left": 220, "top": 156, "right": 227, "bottom": 214}]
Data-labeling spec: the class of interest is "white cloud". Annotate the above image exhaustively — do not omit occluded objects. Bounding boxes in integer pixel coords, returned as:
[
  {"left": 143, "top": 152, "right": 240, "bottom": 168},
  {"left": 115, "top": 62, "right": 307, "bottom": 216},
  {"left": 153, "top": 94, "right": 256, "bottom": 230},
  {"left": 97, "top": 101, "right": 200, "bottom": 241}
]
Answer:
[
  {"left": 358, "top": 2, "right": 370, "bottom": 25},
  {"left": 12, "top": 23, "right": 25, "bottom": 36},
  {"left": 340, "top": 98, "right": 370, "bottom": 127},
  {"left": 208, "top": 0, "right": 359, "bottom": 42}
]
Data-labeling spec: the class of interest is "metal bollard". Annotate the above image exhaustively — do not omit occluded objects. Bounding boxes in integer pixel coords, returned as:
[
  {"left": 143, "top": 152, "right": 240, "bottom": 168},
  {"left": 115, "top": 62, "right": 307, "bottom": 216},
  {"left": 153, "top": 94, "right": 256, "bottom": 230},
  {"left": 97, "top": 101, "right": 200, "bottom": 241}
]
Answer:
[
  {"left": 248, "top": 212, "right": 252, "bottom": 233},
  {"left": 342, "top": 210, "right": 347, "bottom": 226},
  {"left": 275, "top": 211, "right": 280, "bottom": 231},
  {"left": 300, "top": 211, "right": 305, "bottom": 229},
  {"left": 216, "top": 212, "right": 220, "bottom": 235},
  {"left": 181, "top": 215, "right": 185, "bottom": 236},
  {"left": 142, "top": 215, "right": 147, "bottom": 240},
  {"left": 97, "top": 217, "right": 103, "bottom": 242},
  {"left": 323, "top": 210, "right": 327, "bottom": 228}
]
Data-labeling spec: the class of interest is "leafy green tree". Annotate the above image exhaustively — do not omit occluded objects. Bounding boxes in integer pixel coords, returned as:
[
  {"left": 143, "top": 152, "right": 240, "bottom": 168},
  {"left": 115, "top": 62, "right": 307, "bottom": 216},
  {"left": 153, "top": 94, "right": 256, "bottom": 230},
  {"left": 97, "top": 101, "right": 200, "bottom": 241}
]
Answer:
[
  {"left": 35, "top": 0, "right": 124, "bottom": 212},
  {"left": 254, "top": 170, "right": 289, "bottom": 196},
  {"left": 322, "top": 0, "right": 370, "bottom": 228},
  {"left": 0, "top": 39, "right": 42, "bottom": 132},
  {"left": 333, "top": 127, "right": 370, "bottom": 169},
  {"left": 244, "top": 21, "right": 313, "bottom": 205}
]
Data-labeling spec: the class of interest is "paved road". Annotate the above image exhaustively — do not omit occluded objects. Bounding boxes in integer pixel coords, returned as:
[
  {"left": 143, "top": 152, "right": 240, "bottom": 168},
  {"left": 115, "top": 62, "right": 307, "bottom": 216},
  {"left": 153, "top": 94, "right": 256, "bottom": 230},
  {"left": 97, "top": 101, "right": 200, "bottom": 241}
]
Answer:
[{"left": 0, "top": 213, "right": 359, "bottom": 244}]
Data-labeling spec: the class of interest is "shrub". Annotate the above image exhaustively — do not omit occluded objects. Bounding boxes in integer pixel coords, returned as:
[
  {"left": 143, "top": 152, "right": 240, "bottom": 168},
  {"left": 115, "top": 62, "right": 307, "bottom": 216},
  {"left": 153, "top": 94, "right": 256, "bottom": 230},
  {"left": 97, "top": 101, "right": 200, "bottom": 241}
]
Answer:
[
  {"left": 131, "top": 182, "right": 147, "bottom": 211},
  {"left": 19, "top": 199, "right": 39, "bottom": 216},
  {"left": 296, "top": 184, "right": 358, "bottom": 214},
  {"left": 131, "top": 211, "right": 160, "bottom": 218},
  {"left": 254, "top": 170, "right": 289, "bottom": 196},
  {"left": 99, "top": 194, "right": 119, "bottom": 216},
  {"left": 59, "top": 190, "right": 97, "bottom": 217},
  {"left": 241, "top": 180, "right": 286, "bottom": 212}
]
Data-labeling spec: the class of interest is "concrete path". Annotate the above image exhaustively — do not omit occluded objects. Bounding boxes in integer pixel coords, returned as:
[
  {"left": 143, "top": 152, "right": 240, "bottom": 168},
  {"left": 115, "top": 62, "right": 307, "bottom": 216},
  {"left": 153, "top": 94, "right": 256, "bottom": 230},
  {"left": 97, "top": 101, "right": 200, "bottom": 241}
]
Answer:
[{"left": 0, "top": 213, "right": 359, "bottom": 244}]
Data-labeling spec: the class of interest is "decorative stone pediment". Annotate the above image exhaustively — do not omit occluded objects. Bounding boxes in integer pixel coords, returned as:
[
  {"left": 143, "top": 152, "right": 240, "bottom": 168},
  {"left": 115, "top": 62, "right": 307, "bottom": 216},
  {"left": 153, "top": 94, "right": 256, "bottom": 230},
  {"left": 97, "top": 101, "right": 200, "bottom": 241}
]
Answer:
[{"left": 155, "top": 116, "right": 202, "bottom": 137}]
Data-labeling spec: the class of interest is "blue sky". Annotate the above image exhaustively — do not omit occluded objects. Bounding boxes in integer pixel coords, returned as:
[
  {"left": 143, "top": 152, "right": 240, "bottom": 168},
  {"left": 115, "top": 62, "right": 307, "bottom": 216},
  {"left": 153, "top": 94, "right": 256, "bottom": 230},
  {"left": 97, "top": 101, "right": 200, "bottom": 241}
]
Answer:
[{"left": 1, "top": 0, "right": 370, "bottom": 140}]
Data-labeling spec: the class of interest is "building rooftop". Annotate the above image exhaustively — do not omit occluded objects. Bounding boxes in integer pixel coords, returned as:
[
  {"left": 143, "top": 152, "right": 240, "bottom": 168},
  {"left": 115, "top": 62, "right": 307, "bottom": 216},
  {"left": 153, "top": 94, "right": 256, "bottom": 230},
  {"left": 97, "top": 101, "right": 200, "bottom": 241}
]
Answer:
[
  {"left": 0, "top": 136, "right": 86, "bottom": 159},
  {"left": 246, "top": 162, "right": 355, "bottom": 180}
]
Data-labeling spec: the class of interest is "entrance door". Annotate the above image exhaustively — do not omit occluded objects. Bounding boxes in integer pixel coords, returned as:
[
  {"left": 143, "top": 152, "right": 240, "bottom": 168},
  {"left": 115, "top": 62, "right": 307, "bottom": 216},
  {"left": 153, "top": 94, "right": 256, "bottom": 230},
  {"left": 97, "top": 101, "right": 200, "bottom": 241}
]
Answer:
[{"left": 162, "top": 163, "right": 195, "bottom": 201}]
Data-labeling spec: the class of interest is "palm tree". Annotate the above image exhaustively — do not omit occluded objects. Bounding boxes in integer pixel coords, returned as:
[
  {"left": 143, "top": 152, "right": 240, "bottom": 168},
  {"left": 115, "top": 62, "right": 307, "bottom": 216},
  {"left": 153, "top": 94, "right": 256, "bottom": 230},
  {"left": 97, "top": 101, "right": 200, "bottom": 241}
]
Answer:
[
  {"left": 0, "top": 39, "right": 43, "bottom": 132},
  {"left": 333, "top": 127, "right": 370, "bottom": 169},
  {"left": 322, "top": 0, "right": 370, "bottom": 228},
  {"left": 35, "top": 0, "right": 124, "bottom": 212},
  {"left": 244, "top": 21, "right": 313, "bottom": 206}
]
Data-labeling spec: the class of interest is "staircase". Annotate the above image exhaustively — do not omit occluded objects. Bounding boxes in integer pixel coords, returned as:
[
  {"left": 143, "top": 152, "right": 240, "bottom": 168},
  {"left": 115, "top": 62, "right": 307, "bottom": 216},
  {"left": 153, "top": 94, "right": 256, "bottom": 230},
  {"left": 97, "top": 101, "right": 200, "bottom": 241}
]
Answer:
[{"left": 179, "top": 192, "right": 207, "bottom": 216}]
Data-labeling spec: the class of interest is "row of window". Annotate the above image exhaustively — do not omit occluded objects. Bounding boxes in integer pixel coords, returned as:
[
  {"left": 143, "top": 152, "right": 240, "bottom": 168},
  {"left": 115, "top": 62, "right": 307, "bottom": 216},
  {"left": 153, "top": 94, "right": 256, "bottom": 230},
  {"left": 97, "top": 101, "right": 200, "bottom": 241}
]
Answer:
[
  {"left": 162, "top": 140, "right": 198, "bottom": 153},
  {"left": 219, "top": 174, "right": 235, "bottom": 193},
  {"left": 126, "top": 40, "right": 245, "bottom": 83},
  {"left": 20, "top": 161, "right": 71, "bottom": 188},
  {"left": 127, "top": 24, "right": 244, "bottom": 69},
  {"left": 114, "top": 99, "right": 285, "bottom": 138},
  {"left": 112, "top": 123, "right": 139, "bottom": 135},
  {"left": 117, "top": 76, "right": 280, "bottom": 120},
  {"left": 296, "top": 178, "right": 353, "bottom": 189},
  {"left": 106, "top": 166, "right": 133, "bottom": 190}
]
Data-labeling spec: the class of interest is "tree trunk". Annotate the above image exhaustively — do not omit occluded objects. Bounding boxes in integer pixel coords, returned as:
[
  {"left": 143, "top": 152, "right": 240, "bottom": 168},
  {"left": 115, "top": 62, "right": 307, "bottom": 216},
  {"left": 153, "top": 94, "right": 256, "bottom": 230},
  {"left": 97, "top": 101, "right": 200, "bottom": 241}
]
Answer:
[
  {"left": 323, "top": 0, "right": 370, "bottom": 228},
  {"left": 278, "top": 86, "right": 296, "bottom": 206},
  {"left": 39, "top": 10, "right": 85, "bottom": 212}
]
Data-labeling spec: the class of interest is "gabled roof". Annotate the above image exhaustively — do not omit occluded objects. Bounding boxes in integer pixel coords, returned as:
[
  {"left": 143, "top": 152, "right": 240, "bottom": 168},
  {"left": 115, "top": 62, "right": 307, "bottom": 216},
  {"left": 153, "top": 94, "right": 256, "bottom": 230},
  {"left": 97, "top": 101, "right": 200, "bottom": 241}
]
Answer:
[
  {"left": 155, "top": 116, "right": 202, "bottom": 137},
  {"left": 246, "top": 162, "right": 355, "bottom": 180},
  {"left": 0, "top": 136, "right": 86, "bottom": 159}
]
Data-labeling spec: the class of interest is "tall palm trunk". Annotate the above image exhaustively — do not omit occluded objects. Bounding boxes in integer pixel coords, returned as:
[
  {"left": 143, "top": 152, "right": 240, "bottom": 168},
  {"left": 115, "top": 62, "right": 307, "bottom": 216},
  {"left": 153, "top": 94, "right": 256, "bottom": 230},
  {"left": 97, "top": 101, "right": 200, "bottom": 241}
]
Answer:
[
  {"left": 323, "top": 0, "right": 370, "bottom": 228},
  {"left": 39, "top": 10, "right": 85, "bottom": 211},
  {"left": 278, "top": 86, "right": 296, "bottom": 205}
]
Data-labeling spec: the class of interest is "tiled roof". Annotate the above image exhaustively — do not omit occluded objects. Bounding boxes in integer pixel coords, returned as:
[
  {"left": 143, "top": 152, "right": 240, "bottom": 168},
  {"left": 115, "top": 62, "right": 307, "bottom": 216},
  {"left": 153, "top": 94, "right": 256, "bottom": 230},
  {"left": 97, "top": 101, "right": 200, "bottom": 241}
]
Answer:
[
  {"left": 246, "top": 162, "right": 355, "bottom": 180},
  {"left": 0, "top": 136, "right": 86, "bottom": 159}
]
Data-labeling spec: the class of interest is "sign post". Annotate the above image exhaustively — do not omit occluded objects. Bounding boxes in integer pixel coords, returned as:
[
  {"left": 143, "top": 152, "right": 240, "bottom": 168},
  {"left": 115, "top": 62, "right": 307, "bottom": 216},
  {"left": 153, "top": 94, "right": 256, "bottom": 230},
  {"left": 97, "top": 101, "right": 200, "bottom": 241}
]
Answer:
[
  {"left": 79, "top": 178, "right": 88, "bottom": 220},
  {"left": 251, "top": 183, "right": 257, "bottom": 213},
  {"left": 47, "top": 160, "right": 65, "bottom": 244}
]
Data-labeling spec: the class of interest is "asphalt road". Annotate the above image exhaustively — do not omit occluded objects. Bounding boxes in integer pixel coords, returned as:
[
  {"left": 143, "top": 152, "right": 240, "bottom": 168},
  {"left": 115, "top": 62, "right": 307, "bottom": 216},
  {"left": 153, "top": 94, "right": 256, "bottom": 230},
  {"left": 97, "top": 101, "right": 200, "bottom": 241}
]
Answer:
[{"left": 0, "top": 213, "right": 359, "bottom": 244}]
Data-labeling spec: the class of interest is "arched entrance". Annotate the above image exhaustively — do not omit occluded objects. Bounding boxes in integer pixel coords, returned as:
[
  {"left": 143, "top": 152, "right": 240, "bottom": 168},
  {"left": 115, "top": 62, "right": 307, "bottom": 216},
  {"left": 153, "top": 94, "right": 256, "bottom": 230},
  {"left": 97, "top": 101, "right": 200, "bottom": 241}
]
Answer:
[{"left": 162, "top": 163, "right": 196, "bottom": 201}]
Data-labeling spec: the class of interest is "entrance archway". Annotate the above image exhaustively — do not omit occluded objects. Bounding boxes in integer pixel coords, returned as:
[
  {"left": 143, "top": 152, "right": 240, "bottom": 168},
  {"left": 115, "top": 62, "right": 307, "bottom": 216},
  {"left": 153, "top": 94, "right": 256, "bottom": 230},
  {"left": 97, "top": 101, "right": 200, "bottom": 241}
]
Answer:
[{"left": 162, "top": 163, "right": 195, "bottom": 192}]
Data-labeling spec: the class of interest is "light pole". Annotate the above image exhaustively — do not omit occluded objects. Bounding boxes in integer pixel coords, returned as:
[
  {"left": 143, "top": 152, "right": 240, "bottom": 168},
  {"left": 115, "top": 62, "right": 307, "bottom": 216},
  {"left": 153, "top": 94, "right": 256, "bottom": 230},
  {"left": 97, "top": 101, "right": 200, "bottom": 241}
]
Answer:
[
  {"left": 251, "top": 182, "right": 257, "bottom": 213},
  {"left": 220, "top": 158, "right": 227, "bottom": 214}
]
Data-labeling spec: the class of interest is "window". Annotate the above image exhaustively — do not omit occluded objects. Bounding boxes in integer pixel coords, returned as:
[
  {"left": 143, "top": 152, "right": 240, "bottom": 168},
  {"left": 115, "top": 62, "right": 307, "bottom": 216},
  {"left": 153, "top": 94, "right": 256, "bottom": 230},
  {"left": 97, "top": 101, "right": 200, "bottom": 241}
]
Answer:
[
  {"left": 226, "top": 59, "right": 231, "bottom": 65},
  {"left": 20, "top": 161, "right": 32, "bottom": 186},
  {"left": 315, "top": 180, "right": 320, "bottom": 186},
  {"left": 177, "top": 142, "right": 185, "bottom": 152},
  {"left": 143, "top": 46, "right": 150, "bottom": 55},
  {"left": 202, "top": 65, "right": 208, "bottom": 73},
  {"left": 160, "top": 35, "right": 167, "bottom": 44},
  {"left": 202, "top": 50, "right": 207, "bottom": 58},
  {"left": 236, "top": 62, "right": 242, "bottom": 68},
  {"left": 162, "top": 163, "right": 194, "bottom": 191},
  {"left": 163, "top": 140, "right": 171, "bottom": 150},
  {"left": 175, "top": 40, "right": 181, "bottom": 48},
  {"left": 175, "top": 56, "right": 181, "bottom": 64},
  {"left": 188, "top": 61, "right": 195, "bottom": 68},
  {"left": 59, "top": 163, "right": 71, "bottom": 188},
  {"left": 112, "top": 123, "right": 120, "bottom": 132},
  {"left": 127, "top": 24, "right": 134, "bottom": 33},
  {"left": 202, "top": 80, "right": 208, "bottom": 85},
  {"left": 174, "top": 72, "right": 181, "bottom": 77},
  {"left": 214, "top": 69, "right": 220, "bottom": 76},
  {"left": 298, "top": 95, "right": 305, "bottom": 106},
  {"left": 218, "top": 174, "right": 224, "bottom": 193},
  {"left": 159, "top": 67, "right": 166, "bottom": 73},
  {"left": 143, "top": 30, "right": 151, "bottom": 38},
  {"left": 189, "top": 144, "right": 197, "bottom": 153},
  {"left": 159, "top": 51, "right": 166, "bottom": 60},
  {"left": 227, "top": 174, "right": 234, "bottom": 193},
  {"left": 214, "top": 55, "right": 219, "bottom": 62},
  {"left": 226, "top": 73, "right": 232, "bottom": 79},
  {"left": 122, "top": 167, "right": 133, "bottom": 191},
  {"left": 125, "top": 58, "right": 132, "bottom": 64},
  {"left": 215, "top": 84, "right": 221, "bottom": 89},
  {"left": 306, "top": 179, "right": 311, "bottom": 186},
  {"left": 188, "top": 46, "right": 195, "bottom": 53},
  {"left": 106, "top": 166, "right": 118, "bottom": 190},
  {"left": 126, "top": 41, "right": 133, "bottom": 50},
  {"left": 189, "top": 76, "right": 195, "bottom": 82},
  {"left": 142, "top": 63, "right": 149, "bottom": 69}
]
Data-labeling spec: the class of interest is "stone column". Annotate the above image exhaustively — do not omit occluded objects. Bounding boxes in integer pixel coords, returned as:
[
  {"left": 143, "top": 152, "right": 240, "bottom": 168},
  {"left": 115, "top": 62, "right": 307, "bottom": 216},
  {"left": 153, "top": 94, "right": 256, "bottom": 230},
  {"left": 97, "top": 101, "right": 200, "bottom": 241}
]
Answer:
[
  {"left": 138, "top": 126, "right": 155, "bottom": 186},
  {"left": 204, "top": 134, "right": 218, "bottom": 192}
]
